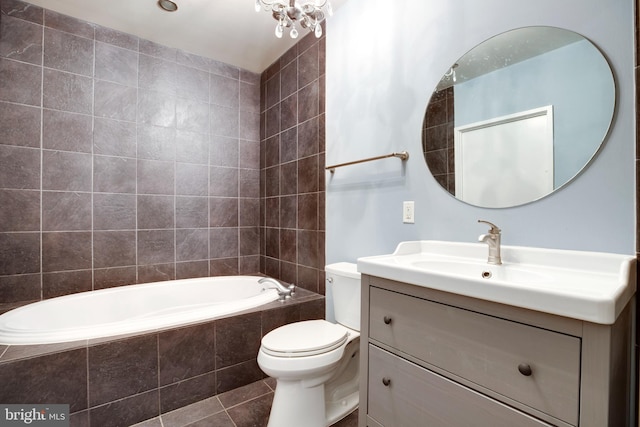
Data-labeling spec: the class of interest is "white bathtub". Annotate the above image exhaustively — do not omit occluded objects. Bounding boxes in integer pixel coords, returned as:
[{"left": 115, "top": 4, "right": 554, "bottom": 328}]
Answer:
[{"left": 0, "top": 276, "right": 281, "bottom": 345}]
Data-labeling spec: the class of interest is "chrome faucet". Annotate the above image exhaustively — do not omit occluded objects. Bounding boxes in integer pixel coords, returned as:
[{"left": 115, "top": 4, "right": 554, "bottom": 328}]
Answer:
[
  {"left": 478, "top": 220, "right": 502, "bottom": 265},
  {"left": 258, "top": 277, "right": 296, "bottom": 301}
]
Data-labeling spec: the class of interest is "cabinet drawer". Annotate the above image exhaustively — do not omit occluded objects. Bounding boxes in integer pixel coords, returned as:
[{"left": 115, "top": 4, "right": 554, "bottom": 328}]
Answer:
[
  {"left": 369, "top": 287, "right": 580, "bottom": 425},
  {"left": 368, "top": 345, "right": 554, "bottom": 427}
]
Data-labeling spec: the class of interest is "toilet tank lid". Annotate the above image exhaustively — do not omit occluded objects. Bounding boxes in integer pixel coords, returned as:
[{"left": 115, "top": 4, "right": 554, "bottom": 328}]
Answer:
[{"left": 325, "top": 262, "right": 360, "bottom": 279}]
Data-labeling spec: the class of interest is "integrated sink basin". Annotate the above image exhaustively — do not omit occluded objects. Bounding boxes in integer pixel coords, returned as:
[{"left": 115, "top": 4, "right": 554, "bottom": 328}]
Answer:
[{"left": 357, "top": 241, "right": 636, "bottom": 324}]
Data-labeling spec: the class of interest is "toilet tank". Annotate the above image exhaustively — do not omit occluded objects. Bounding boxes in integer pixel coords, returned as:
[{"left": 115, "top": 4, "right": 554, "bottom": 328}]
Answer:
[{"left": 326, "top": 262, "right": 361, "bottom": 331}]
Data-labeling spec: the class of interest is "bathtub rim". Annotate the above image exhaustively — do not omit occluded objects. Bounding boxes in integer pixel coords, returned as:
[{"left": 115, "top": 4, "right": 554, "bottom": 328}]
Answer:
[{"left": 0, "top": 275, "right": 284, "bottom": 346}]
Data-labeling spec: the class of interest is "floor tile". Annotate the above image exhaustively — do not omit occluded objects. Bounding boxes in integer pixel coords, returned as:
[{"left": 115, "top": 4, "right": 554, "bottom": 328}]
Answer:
[{"left": 218, "top": 379, "right": 272, "bottom": 409}]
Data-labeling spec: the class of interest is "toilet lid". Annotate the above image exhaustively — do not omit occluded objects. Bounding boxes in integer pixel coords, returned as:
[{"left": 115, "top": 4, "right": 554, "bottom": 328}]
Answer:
[{"left": 261, "top": 320, "right": 349, "bottom": 357}]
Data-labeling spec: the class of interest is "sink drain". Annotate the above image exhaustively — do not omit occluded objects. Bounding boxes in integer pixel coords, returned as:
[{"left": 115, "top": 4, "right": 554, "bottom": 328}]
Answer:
[{"left": 481, "top": 271, "right": 492, "bottom": 279}]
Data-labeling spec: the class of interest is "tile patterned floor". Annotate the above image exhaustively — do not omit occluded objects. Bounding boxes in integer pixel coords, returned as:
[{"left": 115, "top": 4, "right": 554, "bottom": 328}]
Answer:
[{"left": 134, "top": 378, "right": 359, "bottom": 427}]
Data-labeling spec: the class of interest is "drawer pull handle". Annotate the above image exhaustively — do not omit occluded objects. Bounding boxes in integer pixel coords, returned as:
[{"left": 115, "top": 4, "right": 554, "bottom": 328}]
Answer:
[
  {"left": 383, "top": 316, "right": 392, "bottom": 325},
  {"left": 382, "top": 377, "right": 391, "bottom": 386},
  {"left": 518, "top": 363, "right": 533, "bottom": 376}
]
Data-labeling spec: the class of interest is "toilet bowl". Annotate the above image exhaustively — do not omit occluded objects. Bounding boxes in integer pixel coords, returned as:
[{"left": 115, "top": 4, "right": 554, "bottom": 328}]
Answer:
[{"left": 257, "top": 263, "right": 361, "bottom": 427}]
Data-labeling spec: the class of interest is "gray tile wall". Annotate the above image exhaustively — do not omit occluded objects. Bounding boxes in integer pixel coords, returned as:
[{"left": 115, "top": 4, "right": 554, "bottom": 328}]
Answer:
[
  {"left": 422, "top": 86, "right": 455, "bottom": 194},
  {"left": 260, "top": 31, "right": 326, "bottom": 295},
  {"left": 0, "top": 0, "right": 263, "bottom": 305}
]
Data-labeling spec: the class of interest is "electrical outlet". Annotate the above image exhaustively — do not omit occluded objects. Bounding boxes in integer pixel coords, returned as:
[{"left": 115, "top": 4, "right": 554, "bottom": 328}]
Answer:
[{"left": 403, "top": 201, "right": 415, "bottom": 224}]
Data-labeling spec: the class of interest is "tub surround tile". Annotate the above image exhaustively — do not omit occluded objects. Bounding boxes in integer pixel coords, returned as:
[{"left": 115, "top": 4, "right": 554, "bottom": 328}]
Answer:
[
  {"left": 42, "top": 151, "right": 92, "bottom": 192},
  {"left": 176, "top": 98, "right": 210, "bottom": 133},
  {"left": 216, "top": 359, "right": 264, "bottom": 395},
  {"left": 42, "top": 231, "right": 92, "bottom": 272},
  {"left": 0, "top": 58, "right": 42, "bottom": 106},
  {"left": 0, "top": 232, "right": 40, "bottom": 275},
  {"left": 137, "top": 263, "right": 176, "bottom": 283},
  {"left": 43, "top": 68, "right": 93, "bottom": 114},
  {"left": 43, "top": 27, "right": 94, "bottom": 76},
  {"left": 94, "top": 266, "right": 137, "bottom": 290},
  {"left": 0, "top": 189, "right": 40, "bottom": 232},
  {"left": 138, "top": 230, "right": 175, "bottom": 265},
  {"left": 176, "top": 261, "right": 210, "bottom": 279},
  {"left": 93, "top": 230, "right": 136, "bottom": 268},
  {"left": 95, "top": 24, "right": 138, "bottom": 51},
  {"left": 176, "top": 229, "right": 209, "bottom": 262},
  {"left": 88, "top": 334, "right": 159, "bottom": 406},
  {"left": 176, "top": 130, "right": 209, "bottom": 164},
  {"left": 210, "top": 197, "right": 239, "bottom": 227},
  {"left": 0, "top": 14, "right": 42, "bottom": 65},
  {"left": 42, "top": 109, "right": 93, "bottom": 153},
  {"left": 93, "top": 155, "right": 137, "bottom": 194},
  {"left": 0, "top": 348, "right": 88, "bottom": 412},
  {"left": 261, "top": 304, "right": 300, "bottom": 335},
  {"left": 94, "top": 79, "right": 138, "bottom": 121},
  {"left": 137, "top": 88, "right": 177, "bottom": 128},
  {"left": 176, "top": 196, "right": 209, "bottom": 229},
  {"left": 209, "top": 228, "right": 239, "bottom": 259},
  {"left": 42, "top": 191, "right": 92, "bottom": 231},
  {"left": 93, "top": 117, "right": 137, "bottom": 157},
  {"left": 93, "top": 193, "right": 136, "bottom": 231},
  {"left": 1, "top": 0, "right": 43, "bottom": 25},
  {"left": 176, "top": 65, "right": 209, "bottom": 102},
  {"left": 137, "top": 123, "right": 176, "bottom": 161},
  {"left": 0, "top": 145, "right": 41, "bottom": 190},
  {"left": 0, "top": 102, "right": 41, "bottom": 148},
  {"left": 43, "top": 269, "right": 92, "bottom": 298},
  {"left": 95, "top": 41, "right": 139, "bottom": 87},
  {"left": 159, "top": 372, "right": 217, "bottom": 414},
  {"left": 240, "top": 227, "right": 260, "bottom": 257},
  {"left": 159, "top": 322, "right": 216, "bottom": 386},
  {"left": 215, "top": 312, "right": 261, "bottom": 369},
  {"left": 43, "top": 8, "right": 94, "bottom": 38},
  {"left": 0, "top": 340, "right": 87, "bottom": 364},
  {"left": 0, "top": 273, "right": 40, "bottom": 304},
  {"left": 137, "top": 195, "right": 175, "bottom": 229},
  {"left": 176, "top": 163, "right": 208, "bottom": 196},
  {"left": 137, "top": 159, "right": 175, "bottom": 195}
]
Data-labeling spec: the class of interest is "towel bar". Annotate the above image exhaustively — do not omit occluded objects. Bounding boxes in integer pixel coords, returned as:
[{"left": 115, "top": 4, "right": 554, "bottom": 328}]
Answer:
[{"left": 326, "top": 151, "right": 409, "bottom": 173}]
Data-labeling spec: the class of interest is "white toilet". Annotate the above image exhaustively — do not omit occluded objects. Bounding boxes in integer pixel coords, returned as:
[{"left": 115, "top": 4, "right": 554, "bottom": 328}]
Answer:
[{"left": 257, "top": 262, "right": 361, "bottom": 427}]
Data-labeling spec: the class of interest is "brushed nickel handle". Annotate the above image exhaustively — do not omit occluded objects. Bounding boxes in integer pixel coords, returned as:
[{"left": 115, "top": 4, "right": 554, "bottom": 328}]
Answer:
[
  {"left": 382, "top": 377, "right": 391, "bottom": 386},
  {"left": 383, "top": 316, "right": 392, "bottom": 325},
  {"left": 518, "top": 363, "right": 533, "bottom": 376}
]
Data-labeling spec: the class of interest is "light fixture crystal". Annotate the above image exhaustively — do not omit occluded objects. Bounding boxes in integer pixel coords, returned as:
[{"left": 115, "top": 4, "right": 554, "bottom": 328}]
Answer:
[{"left": 255, "top": 0, "right": 332, "bottom": 39}]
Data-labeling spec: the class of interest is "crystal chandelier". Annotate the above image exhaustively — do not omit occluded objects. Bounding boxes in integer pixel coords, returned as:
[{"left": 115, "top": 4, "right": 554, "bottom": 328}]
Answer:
[{"left": 254, "top": 0, "right": 333, "bottom": 39}]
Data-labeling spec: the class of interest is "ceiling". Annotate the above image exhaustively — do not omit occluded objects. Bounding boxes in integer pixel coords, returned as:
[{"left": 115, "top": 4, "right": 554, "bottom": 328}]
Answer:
[{"left": 24, "top": 0, "right": 348, "bottom": 74}]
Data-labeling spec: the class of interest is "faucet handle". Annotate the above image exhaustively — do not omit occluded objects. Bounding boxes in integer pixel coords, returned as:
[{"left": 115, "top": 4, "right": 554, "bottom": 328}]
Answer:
[{"left": 478, "top": 219, "right": 501, "bottom": 233}]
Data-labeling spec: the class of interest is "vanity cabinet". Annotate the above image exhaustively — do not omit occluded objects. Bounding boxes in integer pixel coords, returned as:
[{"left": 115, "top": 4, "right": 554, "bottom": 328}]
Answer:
[{"left": 359, "top": 275, "right": 633, "bottom": 427}]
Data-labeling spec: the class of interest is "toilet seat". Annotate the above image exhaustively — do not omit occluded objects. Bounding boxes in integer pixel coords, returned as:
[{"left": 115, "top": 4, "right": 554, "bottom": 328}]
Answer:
[{"left": 261, "top": 320, "right": 349, "bottom": 357}]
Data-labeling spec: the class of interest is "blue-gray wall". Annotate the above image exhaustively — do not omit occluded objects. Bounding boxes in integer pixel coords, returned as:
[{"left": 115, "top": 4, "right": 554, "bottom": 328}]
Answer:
[
  {"left": 325, "top": 0, "right": 635, "bottom": 268},
  {"left": 455, "top": 39, "right": 615, "bottom": 187}
]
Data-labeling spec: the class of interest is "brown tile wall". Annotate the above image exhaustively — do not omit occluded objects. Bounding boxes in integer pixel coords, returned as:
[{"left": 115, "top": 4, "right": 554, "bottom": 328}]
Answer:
[
  {"left": 0, "top": 292, "right": 325, "bottom": 426},
  {"left": 259, "top": 31, "right": 327, "bottom": 295},
  {"left": 0, "top": 0, "right": 263, "bottom": 305},
  {"left": 422, "top": 86, "right": 455, "bottom": 194}
]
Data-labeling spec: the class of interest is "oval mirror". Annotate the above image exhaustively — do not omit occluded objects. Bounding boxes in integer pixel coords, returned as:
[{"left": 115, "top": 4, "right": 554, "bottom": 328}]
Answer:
[{"left": 422, "top": 27, "right": 615, "bottom": 208}]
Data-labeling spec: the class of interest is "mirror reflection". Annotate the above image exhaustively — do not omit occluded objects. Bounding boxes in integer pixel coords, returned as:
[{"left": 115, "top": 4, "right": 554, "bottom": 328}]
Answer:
[{"left": 422, "top": 27, "right": 615, "bottom": 208}]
